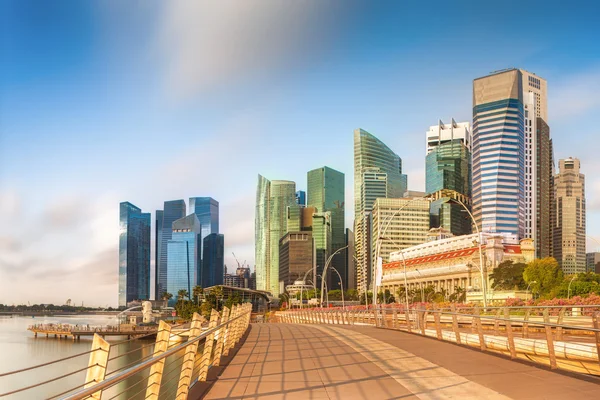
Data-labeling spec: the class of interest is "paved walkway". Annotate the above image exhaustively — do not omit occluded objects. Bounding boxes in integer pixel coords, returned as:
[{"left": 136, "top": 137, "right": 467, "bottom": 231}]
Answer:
[{"left": 203, "top": 324, "right": 600, "bottom": 400}]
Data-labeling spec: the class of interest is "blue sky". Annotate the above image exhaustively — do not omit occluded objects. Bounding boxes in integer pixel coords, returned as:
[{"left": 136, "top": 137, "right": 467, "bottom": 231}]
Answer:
[{"left": 1, "top": 0, "right": 599, "bottom": 307}]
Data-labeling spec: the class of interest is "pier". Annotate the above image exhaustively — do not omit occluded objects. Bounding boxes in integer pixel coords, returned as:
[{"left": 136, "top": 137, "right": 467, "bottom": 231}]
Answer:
[{"left": 28, "top": 323, "right": 158, "bottom": 340}]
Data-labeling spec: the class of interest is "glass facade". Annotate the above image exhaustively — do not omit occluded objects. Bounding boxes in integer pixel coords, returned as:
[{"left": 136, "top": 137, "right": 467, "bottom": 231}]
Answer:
[
  {"left": 189, "top": 197, "right": 219, "bottom": 261},
  {"left": 156, "top": 200, "right": 186, "bottom": 299},
  {"left": 307, "top": 166, "right": 345, "bottom": 290},
  {"left": 295, "top": 191, "right": 306, "bottom": 206},
  {"left": 354, "top": 129, "right": 406, "bottom": 293},
  {"left": 472, "top": 70, "right": 525, "bottom": 238},
  {"left": 119, "top": 202, "right": 151, "bottom": 307},
  {"left": 426, "top": 138, "right": 472, "bottom": 236},
  {"left": 166, "top": 214, "right": 201, "bottom": 306},
  {"left": 201, "top": 233, "right": 224, "bottom": 288},
  {"left": 254, "top": 175, "right": 296, "bottom": 296},
  {"left": 154, "top": 210, "right": 163, "bottom": 300}
]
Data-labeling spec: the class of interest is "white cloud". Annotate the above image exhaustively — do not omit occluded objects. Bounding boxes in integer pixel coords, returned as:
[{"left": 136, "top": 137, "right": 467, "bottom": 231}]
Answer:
[{"left": 157, "top": 0, "right": 340, "bottom": 99}]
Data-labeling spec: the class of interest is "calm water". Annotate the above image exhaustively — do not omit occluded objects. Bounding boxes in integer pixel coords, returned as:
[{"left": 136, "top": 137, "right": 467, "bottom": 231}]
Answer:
[{"left": 0, "top": 315, "right": 189, "bottom": 399}]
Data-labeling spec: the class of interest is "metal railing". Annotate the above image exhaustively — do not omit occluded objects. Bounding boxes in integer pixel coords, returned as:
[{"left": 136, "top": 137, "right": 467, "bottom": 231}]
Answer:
[
  {"left": 276, "top": 305, "right": 600, "bottom": 377},
  {"left": 0, "top": 303, "right": 252, "bottom": 399}
]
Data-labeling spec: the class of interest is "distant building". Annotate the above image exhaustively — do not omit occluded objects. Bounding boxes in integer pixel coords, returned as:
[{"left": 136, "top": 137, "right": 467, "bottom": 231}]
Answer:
[
  {"left": 307, "top": 166, "right": 345, "bottom": 290},
  {"left": 224, "top": 267, "right": 255, "bottom": 289},
  {"left": 535, "top": 118, "right": 553, "bottom": 259},
  {"left": 587, "top": 252, "right": 600, "bottom": 273},
  {"left": 155, "top": 200, "right": 186, "bottom": 299},
  {"left": 426, "top": 119, "right": 472, "bottom": 236},
  {"left": 345, "top": 228, "right": 356, "bottom": 290},
  {"left": 189, "top": 197, "right": 219, "bottom": 261},
  {"left": 553, "top": 158, "right": 586, "bottom": 274},
  {"left": 354, "top": 128, "right": 406, "bottom": 294},
  {"left": 166, "top": 214, "right": 201, "bottom": 306},
  {"left": 279, "top": 232, "right": 314, "bottom": 292},
  {"left": 295, "top": 191, "right": 306, "bottom": 206},
  {"left": 371, "top": 197, "right": 431, "bottom": 269},
  {"left": 201, "top": 233, "right": 224, "bottom": 288},
  {"left": 119, "top": 202, "right": 151, "bottom": 307},
  {"left": 255, "top": 175, "right": 296, "bottom": 296}
]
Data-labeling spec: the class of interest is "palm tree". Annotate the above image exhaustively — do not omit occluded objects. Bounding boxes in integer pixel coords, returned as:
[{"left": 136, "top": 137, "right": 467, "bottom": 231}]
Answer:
[
  {"left": 162, "top": 292, "right": 173, "bottom": 302},
  {"left": 192, "top": 285, "right": 203, "bottom": 304},
  {"left": 210, "top": 286, "right": 224, "bottom": 310},
  {"left": 177, "top": 289, "right": 189, "bottom": 303}
]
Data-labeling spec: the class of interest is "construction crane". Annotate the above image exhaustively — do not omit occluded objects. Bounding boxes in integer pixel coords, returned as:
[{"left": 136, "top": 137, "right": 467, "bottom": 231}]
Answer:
[{"left": 232, "top": 252, "right": 242, "bottom": 269}]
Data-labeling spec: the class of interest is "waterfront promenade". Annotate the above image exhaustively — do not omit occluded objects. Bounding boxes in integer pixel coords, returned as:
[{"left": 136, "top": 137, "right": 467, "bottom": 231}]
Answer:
[{"left": 203, "top": 323, "right": 600, "bottom": 400}]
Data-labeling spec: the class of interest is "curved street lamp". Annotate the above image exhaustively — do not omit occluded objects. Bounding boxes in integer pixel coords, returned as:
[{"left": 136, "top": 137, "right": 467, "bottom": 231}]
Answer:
[
  {"left": 329, "top": 267, "right": 345, "bottom": 310},
  {"left": 525, "top": 280, "right": 537, "bottom": 301},
  {"left": 320, "top": 245, "right": 349, "bottom": 308},
  {"left": 568, "top": 275, "right": 577, "bottom": 299}
]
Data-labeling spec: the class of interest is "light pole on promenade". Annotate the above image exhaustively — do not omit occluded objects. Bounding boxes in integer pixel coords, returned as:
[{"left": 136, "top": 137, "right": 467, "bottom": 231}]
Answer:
[
  {"left": 299, "top": 267, "right": 316, "bottom": 309},
  {"left": 568, "top": 275, "right": 577, "bottom": 299},
  {"left": 526, "top": 280, "right": 537, "bottom": 302},
  {"left": 320, "top": 246, "right": 349, "bottom": 308},
  {"left": 329, "top": 267, "right": 345, "bottom": 310}
]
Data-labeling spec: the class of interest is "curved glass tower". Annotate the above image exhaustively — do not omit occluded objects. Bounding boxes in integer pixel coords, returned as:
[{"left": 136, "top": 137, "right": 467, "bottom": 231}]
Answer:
[
  {"left": 353, "top": 129, "right": 405, "bottom": 293},
  {"left": 255, "top": 175, "right": 296, "bottom": 296}
]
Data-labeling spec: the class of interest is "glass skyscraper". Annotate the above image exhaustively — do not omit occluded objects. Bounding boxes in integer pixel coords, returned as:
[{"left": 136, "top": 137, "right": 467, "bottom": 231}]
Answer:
[
  {"left": 307, "top": 166, "right": 345, "bottom": 290},
  {"left": 119, "top": 202, "right": 151, "bottom": 307},
  {"left": 425, "top": 120, "right": 472, "bottom": 236},
  {"left": 166, "top": 214, "right": 201, "bottom": 306},
  {"left": 295, "top": 191, "right": 306, "bottom": 206},
  {"left": 201, "top": 233, "right": 225, "bottom": 288},
  {"left": 353, "top": 129, "right": 405, "bottom": 293},
  {"left": 189, "top": 197, "right": 219, "bottom": 260},
  {"left": 156, "top": 199, "right": 186, "bottom": 299},
  {"left": 255, "top": 175, "right": 296, "bottom": 296},
  {"left": 472, "top": 69, "right": 525, "bottom": 238}
]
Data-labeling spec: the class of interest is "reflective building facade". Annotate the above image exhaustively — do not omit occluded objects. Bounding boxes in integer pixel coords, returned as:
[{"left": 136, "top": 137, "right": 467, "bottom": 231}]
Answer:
[
  {"left": 201, "top": 233, "right": 224, "bottom": 288},
  {"left": 189, "top": 197, "right": 219, "bottom": 260},
  {"left": 354, "top": 129, "right": 406, "bottom": 293},
  {"left": 166, "top": 214, "right": 201, "bottom": 306},
  {"left": 307, "top": 166, "right": 345, "bottom": 290},
  {"left": 155, "top": 200, "right": 186, "bottom": 299},
  {"left": 255, "top": 175, "right": 296, "bottom": 296},
  {"left": 119, "top": 202, "right": 151, "bottom": 307}
]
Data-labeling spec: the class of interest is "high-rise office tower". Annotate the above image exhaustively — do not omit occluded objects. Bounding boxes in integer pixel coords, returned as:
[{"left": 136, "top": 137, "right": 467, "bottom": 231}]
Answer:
[
  {"left": 536, "top": 118, "right": 553, "bottom": 258},
  {"left": 371, "top": 197, "right": 431, "bottom": 267},
  {"left": 166, "top": 214, "right": 201, "bottom": 305},
  {"left": 307, "top": 166, "right": 345, "bottom": 290},
  {"left": 255, "top": 175, "right": 296, "bottom": 296},
  {"left": 119, "top": 202, "right": 151, "bottom": 307},
  {"left": 201, "top": 233, "right": 224, "bottom": 287},
  {"left": 473, "top": 69, "right": 526, "bottom": 238},
  {"left": 154, "top": 210, "right": 163, "bottom": 300},
  {"left": 587, "top": 253, "right": 600, "bottom": 273},
  {"left": 354, "top": 129, "right": 405, "bottom": 293},
  {"left": 295, "top": 191, "right": 306, "bottom": 206},
  {"left": 425, "top": 119, "right": 472, "bottom": 236},
  {"left": 345, "top": 228, "right": 355, "bottom": 290},
  {"left": 278, "top": 232, "right": 313, "bottom": 290},
  {"left": 553, "top": 158, "right": 586, "bottom": 274},
  {"left": 189, "top": 197, "right": 219, "bottom": 261},
  {"left": 155, "top": 200, "right": 186, "bottom": 299},
  {"left": 473, "top": 68, "right": 550, "bottom": 248}
]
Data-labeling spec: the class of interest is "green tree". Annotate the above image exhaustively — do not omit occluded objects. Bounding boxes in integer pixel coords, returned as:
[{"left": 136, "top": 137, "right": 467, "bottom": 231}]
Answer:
[
  {"left": 449, "top": 287, "right": 466, "bottom": 303},
  {"left": 345, "top": 289, "right": 359, "bottom": 301},
  {"left": 192, "top": 285, "right": 203, "bottom": 304},
  {"left": 523, "top": 257, "right": 563, "bottom": 297},
  {"left": 490, "top": 260, "right": 527, "bottom": 290},
  {"left": 177, "top": 289, "right": 189, "bottom": 302},
  {"left": 328, "top": 290, "right": 343, "bottom": 301},
  {"left": 161, "top": 292, "right": 173, "bottom": 302}
]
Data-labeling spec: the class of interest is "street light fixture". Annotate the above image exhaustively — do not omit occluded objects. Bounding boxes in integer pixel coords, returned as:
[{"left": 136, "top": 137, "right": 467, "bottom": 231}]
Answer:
[
  {"left": 329, "top": 267, "right": 345, "bottom": 310},
  {"left": 320, "top": 245, "right": 349, "bottom": 308},
  {"left": 568, "top": 275, "right": 577, "bottom": 299}
]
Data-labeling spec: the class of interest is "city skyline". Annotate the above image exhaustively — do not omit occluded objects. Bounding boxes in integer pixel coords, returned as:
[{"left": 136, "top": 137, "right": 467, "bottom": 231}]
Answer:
[{"left": 2, "top": 1, "right": 600, "bottom": 306}]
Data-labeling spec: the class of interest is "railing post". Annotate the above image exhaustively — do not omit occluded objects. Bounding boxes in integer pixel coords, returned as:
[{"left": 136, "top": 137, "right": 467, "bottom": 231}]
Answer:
[
  {"left": 223, "top": 305, "right": 239, "bottom": 356},
  {"left": 405, "top": 307, "right": 412, "bottom": 333},
  {"left": 543, "top": 309, "right": 558, "bottom": 369},
  {"left": 176, "top": 312, "right": 204, "bottom": 400},
  {"left": 433, "top": 305, "right": 442, "bottom": 340},
  {"left": 392, "top": 309, "right": 397, "bottom": 329},
  {"left": 474, "top": 306, "right": 486, "bottom": 351},
  {"left": 198, "top": 309, "right": 219, "bottom": 382},
  {"left": 83, "top": 334, "right": 110, "bottom": 400},
  {"left": 504, "top": 308, "right": 516, "bottom": 359},
  {"left": 523, "top": 308, "right": 530, "bottom": 339},
  {"left": 494, "top": 308, "right": 502, "bottom": 335},
  {"left": 212, "top": 307, "right": 230, "bottom": 367},
  {"left": 450, "top": 304, "right": 461, "bottom": 344},
  {"left": 419, "top": 310, "right": 426, "bottom": 335},
  {"left": 556, "top": 307, "right": 566, "bottom": 341},
  {"left": 592, "top": 312, "right": 600, "bottom": 368},
  {"left": 145, "top": 320, "right": 172, "bottom": 399}
]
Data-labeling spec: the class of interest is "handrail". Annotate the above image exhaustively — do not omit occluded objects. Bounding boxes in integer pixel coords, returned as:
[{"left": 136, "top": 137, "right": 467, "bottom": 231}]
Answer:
[{"left": 61, "top": 309, "right": 250, "bottom": 400}]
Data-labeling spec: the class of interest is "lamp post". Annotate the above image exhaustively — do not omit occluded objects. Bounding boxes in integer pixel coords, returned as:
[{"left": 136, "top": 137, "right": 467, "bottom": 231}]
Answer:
[
  {"left": 353, "top": 254, "right": 369, "bottom": 308},
  {"left": 373, "top": 196, "right": 433, "bottom": 309},
  {"left": 330, "top": 267, "right": 345, "bottom": 310},
  {"left": 320, "top": 245, "right": 349, "bottom": 308},
  {"left": 568, "top": 275, "right": 577, "bottom": 299},
  {"left": 526, "top": 280, "right": 537, "bottom": 301},
  {"left": 299, "top": 267, "right": 315, "bottom": 310},
  {"left": 414, "top": 269, "right": 425, "bottom": 302}
]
